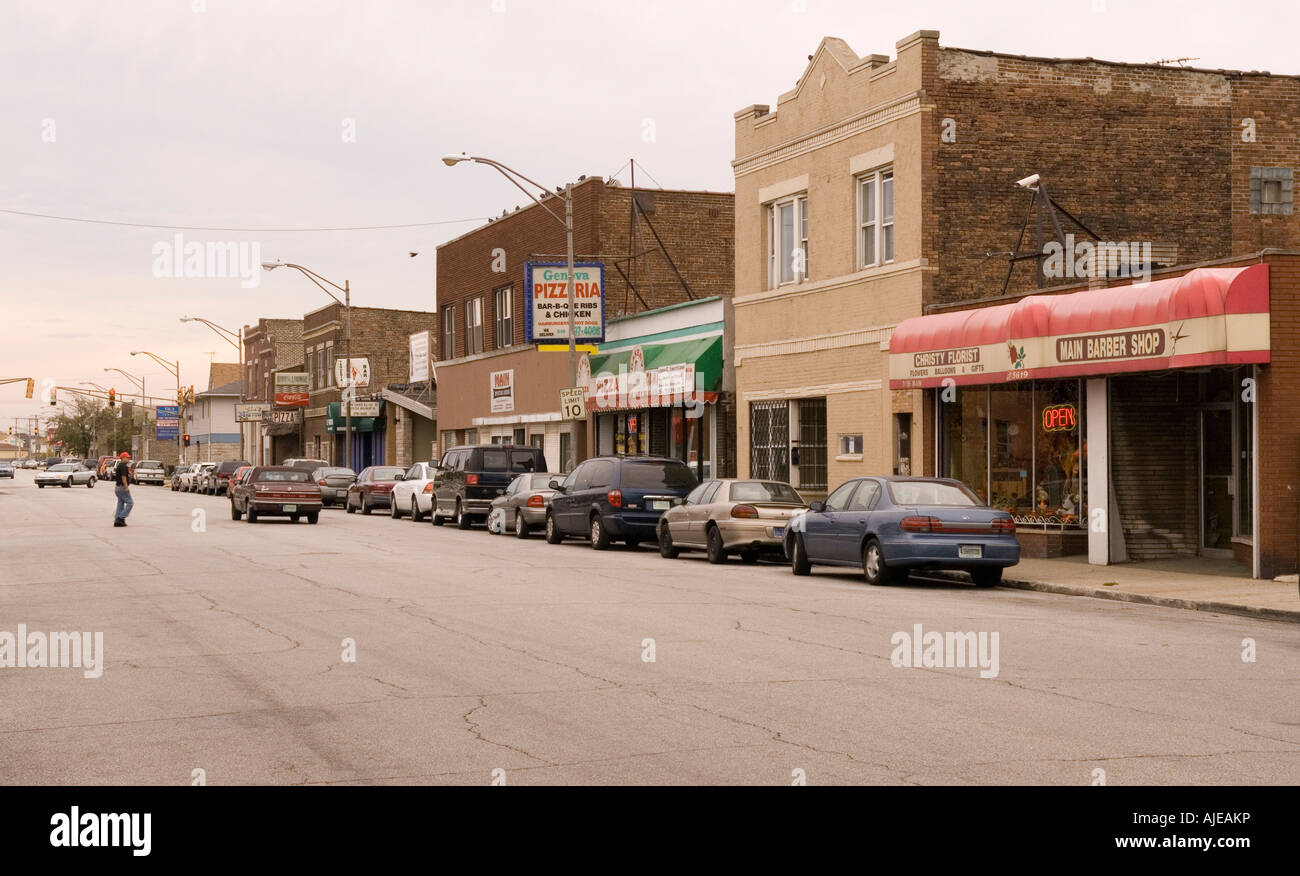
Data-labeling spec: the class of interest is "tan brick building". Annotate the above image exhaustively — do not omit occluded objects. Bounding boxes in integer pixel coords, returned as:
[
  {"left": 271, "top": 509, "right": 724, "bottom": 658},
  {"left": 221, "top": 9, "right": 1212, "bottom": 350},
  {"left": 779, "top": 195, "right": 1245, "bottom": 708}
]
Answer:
[
  {"left": 733, "top": 31, "right": 1299, "bottom": 578},
  {"left": 301, "top": 304, "right": 437, "bottom": 470},
  {"left": 436, "top": 175, "right": 733, "bottom": 471}
]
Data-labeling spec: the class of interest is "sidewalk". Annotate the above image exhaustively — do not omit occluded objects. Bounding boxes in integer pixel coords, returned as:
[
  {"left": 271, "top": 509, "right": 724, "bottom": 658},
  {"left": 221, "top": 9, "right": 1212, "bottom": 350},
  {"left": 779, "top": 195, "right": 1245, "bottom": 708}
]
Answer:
[{"left": 996, "top": 555, "right": 1300, "bottom": 623}]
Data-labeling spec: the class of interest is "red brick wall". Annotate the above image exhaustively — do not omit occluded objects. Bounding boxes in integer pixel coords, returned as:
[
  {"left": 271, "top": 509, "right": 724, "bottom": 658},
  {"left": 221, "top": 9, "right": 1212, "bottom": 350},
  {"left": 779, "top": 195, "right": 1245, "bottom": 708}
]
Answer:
[
  {"left": 925, "top": 47, "right": 1300, "bottom": 307},
  {"left": 1257, "top": 253, "right": 1300, "bottom": 577}
]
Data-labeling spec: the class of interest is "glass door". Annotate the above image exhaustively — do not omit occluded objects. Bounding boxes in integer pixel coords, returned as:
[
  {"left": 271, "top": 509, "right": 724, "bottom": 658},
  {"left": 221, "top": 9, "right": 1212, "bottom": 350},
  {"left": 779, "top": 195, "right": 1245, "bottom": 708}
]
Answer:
[{"left": 1200, "top": 407, "right": 1234, "bottom": 554}]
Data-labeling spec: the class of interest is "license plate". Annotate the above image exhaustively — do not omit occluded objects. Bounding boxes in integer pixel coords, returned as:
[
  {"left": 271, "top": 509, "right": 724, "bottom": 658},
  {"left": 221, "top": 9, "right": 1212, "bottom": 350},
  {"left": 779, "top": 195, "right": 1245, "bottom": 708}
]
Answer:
[
  {"left": 283, "top": 505, "right": 297, "bottom": 513},
  {"left": 774, "top": 527, "right": 785, "bottom": 538},
  {"left": 650, "top": 500, "right": 670, "bottom": 511},
  {"left": 958, "top": 544, "right": 983, "bottom": 559}
]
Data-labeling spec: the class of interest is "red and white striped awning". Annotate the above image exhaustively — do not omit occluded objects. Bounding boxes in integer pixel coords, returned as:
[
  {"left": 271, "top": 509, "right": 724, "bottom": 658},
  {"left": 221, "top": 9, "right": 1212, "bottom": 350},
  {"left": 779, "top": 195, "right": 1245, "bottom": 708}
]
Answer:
[{"left": 889, "top": 265, "right": 1270, "bottom": 389}]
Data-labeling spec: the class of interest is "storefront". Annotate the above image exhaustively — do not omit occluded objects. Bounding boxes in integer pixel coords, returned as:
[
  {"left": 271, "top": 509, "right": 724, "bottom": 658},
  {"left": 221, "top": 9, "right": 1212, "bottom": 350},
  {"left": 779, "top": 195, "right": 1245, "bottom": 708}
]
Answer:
[
  {"left": 584, "top": 297, "right": 735, "bottom": 482},
  {"left": 891, "top": 263, "right": 1272, "bottom": 573},
  {"left": 326, "top": 400, "right": 387, "bottom": 470}
]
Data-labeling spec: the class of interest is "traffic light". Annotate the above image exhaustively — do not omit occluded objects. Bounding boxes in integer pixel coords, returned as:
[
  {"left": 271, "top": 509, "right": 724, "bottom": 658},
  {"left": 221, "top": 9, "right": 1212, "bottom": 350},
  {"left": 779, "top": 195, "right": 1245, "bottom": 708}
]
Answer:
[
  {"left": 183, "top": 434, "right": 191, "bottom": 447},
  {"left": 49, "top": 388, "right": 56, "bottom": 406},
  {"left": 108, "top": 388, "right": 115, "bottom": 408},
  {"left": 24, "top": 378, "right": 33, "bottom": 399}
]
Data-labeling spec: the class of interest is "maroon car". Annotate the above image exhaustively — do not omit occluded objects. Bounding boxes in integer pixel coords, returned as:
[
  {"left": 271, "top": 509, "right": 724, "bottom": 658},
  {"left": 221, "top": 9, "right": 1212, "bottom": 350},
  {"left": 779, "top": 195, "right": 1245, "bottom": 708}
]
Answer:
[
  {"left": 230, "top": 465, "right": 323, "bottom": 524},
  {"left": 345, "top": 465, "right": 405, "bottom": 514}
]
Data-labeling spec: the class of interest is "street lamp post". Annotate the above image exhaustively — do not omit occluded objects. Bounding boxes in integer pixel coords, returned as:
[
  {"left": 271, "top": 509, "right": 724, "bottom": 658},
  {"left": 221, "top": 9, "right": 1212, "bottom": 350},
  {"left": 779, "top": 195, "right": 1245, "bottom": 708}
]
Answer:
[
  {"left": 130, "top": 352, "right": 180, "bottom": 465},
  {"left": 181, "top": 316, "right": 245, "bottom": 460},
  {"left": 261, "top": 263, "right": 351, "bottom": 469},
  {"left": 442, "top": 153, "right": 578, "bottom": 388}
]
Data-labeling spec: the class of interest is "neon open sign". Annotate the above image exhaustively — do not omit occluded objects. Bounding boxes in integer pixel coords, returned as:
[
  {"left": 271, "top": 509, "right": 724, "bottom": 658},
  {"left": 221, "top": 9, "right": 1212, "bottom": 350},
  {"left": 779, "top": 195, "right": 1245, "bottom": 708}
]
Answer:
[{"left": 1042, "top": 403, "right": 1078, "bottom": 432}]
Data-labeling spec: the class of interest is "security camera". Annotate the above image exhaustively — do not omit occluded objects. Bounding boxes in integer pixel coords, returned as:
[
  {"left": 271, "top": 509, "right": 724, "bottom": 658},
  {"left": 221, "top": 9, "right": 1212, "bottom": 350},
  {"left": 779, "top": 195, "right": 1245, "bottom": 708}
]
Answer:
[{"left": 1016, "top": 173, "right": 1040, "bottom": 190}]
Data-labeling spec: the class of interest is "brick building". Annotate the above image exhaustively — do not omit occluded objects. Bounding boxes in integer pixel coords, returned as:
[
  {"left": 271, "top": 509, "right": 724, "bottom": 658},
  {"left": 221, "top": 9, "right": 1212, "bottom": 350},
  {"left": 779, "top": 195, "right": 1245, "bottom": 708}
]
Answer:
[
  {"left": 300, "top": 303, "right": 437, "bottom": 470},
  {"left": 732, "top": 30, "right": 1298, "bottom": 578},
  {"left": 242, "top": 317, "right": 304, "bottom": 464},
  {"left": 435, "top": 175, "right": 733, "bottom": 471}
]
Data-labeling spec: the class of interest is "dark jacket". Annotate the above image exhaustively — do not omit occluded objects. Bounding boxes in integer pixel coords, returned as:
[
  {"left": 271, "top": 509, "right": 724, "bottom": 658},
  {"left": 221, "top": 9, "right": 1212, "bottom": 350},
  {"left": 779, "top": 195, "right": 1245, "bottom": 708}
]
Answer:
[{"left": 114, "top": 460, "right": 131, "bottom": 487}]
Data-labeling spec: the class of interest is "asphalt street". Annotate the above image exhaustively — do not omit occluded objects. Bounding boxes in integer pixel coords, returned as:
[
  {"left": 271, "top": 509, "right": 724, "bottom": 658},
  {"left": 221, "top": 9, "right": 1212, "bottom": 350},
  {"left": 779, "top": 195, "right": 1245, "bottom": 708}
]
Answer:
[{"left": 2, "top": 468, "right": 1297, "bottom": 785}]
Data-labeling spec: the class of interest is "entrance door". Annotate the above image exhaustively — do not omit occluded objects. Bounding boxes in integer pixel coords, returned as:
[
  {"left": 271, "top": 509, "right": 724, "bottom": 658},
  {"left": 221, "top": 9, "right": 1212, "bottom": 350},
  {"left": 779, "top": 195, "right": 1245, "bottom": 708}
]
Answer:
[{"left": 1200, "top": 407, "right": 1234, "bottom": 554}]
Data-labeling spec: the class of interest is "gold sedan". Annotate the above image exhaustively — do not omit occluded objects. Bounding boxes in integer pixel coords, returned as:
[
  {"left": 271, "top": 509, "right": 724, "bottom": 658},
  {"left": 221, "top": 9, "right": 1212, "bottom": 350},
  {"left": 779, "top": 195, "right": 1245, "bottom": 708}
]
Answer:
[{"left": 657, "top": 479, "right": 808, "bottom": 564}]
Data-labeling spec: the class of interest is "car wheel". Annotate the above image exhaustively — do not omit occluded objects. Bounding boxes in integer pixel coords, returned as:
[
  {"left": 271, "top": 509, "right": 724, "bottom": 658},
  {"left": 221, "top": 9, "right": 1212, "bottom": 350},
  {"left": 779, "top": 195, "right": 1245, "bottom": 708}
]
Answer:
[
  {"left": 63, "top": 479, "right": 71, "bottom": 488},
  {"left": 790, "top": 533, "right": 811, "bottom": 576},
  {"left": 346, "top": 495, "right": 356, "bottom": 514},
  {"left": 37, "top": 484, "right": 44, "bottom": 488},
  {"left": 431, "top": 506, "right": 444, "bottom": 526},
  {"left": 247, "top": 508, "right": 258, "bottom": 524},
  {"left": 658, "top": 524, "right": 679, "bottom": 559},
  {"left": 862, "top": 538, "right": 894, "bottom": 586},
  {"left": 361, "top": 496, "right": 372, "bottom": 515},
  {"left": 545, "top": 511, "right": 563, "bottom": 544},
  {"left": 390, "top": 497, "right": 401, "bottom": 519},
  {"left": 705, "top": 525, "right": 727, "bottom": 564},
  {"left": 589, "top": 515, "right": 611, "bottom": 550},
  {"left": 411, "top": 498, "right": 424, "bottom": 523},
  {"left": 972, "top": 567, "right": 1002, "bottom": 588},
  {"left": 740, "top": 549, "right": 759, "bottom": 565},
  {"left": 455, "top": 501, "right": 472, "bottom": 530},
  {"left": 515, "top": 512, "right": 529, "bottom": 539},
  {"left": 86, "top": 478, "right": 95, "bottom": 488},
  {"left": 306, "top": 512, "right": 319, "bottom": 524},
  {"left": 231, "top": 501, "right": 241, "bottom": 521}
]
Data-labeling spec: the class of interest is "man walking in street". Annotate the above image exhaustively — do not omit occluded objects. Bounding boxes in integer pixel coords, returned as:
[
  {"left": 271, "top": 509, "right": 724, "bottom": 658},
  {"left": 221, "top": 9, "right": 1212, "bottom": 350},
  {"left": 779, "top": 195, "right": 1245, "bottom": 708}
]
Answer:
[{"left": 113, "top": 451, "right": 133, "bottom": 527}]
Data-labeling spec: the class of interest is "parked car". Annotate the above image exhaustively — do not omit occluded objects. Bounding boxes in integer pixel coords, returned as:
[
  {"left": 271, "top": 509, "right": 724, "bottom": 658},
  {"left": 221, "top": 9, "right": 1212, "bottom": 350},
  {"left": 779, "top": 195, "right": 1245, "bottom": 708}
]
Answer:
[
  {"left": 310, "top": 466, "right": 357, "bottom": 508},
  {"left": 42, "top": 457, "right": 63, "bottom": 470},
  {"left": 486, "top": 471, "right": 567, "bottom": 538},
  {"left": 784, "top": 476, "right": 1020, "bottom": 587},
  {"left": 192, "top": 462, "right": 218, "bottom": 493},
  {"left": 204, "top": 459, "right": 251, "bottom": 496},
  {"left": 433, "top": 444, "right": 548, "bottom": 529},
  {"left": 658, "top": 479, "right": 808, "bottom": 564},
  {"left": 21, "top": 459, "right": 38, "bottom": 469},
  {"left": 230, "top": 465, "right": 322, "bottom": 524},
  {"left": 132, "top": 459, "right": 165, "bottom": 486},
  {"left": 389, "top": 461, "right": 439, "bottom": 521},
  {"left": 35, "top": 462, "right": 97, "bottom": 488},
  {"left": 546, "top": 456, "right": 698, "bottom": 549},
  {"left": 345, "top": 466, "right": 405, "bottom": 514},
  {"left": 172, "top": 463, "right": 198, "bottom": 491},
  {"left": 230, "top": 465, "right": 253, "bottom": 492},
  {"left": 95, "top": 456, "right": 116, "bottom": 479},
  {"left": 282, "top": 457, "right": 330, "bottom": 472},
  {"left": 0, "top": 461, "right": 14, "bottom": 479}
]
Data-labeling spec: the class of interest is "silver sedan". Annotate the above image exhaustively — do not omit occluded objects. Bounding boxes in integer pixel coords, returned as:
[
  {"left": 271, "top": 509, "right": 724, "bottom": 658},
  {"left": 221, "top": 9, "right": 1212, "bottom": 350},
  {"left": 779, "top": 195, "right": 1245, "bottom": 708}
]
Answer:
[
  {"left": 35, "top": 463, "right": 97, "bottom": 488},
  {"left": 487, "top": 472, "right": 566, "bottom": 538}
]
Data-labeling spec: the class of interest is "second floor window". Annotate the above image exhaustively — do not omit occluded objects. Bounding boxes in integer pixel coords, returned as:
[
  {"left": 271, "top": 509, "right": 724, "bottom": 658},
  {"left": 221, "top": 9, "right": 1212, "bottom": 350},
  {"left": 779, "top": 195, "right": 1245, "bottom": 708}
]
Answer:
[
  {"left": 441, "top": 304, "right": 456, "bottom": 359},
  {"left": 465, "top": 297, "right": 484, "bottom": 355},
  {"left": 859, "top": 168, "right": 894, "bottom": 267},
  {"left": 768, "top": 195, "right": 808, "bottom": 288},
  {"left": 494, "top": 286, "right": 513, "bottom": 349}
]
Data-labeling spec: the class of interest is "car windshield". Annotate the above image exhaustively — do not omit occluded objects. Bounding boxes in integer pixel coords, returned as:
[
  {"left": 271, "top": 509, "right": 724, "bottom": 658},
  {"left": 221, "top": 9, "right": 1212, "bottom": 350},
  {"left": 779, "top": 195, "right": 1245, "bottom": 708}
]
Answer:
[
  {"left": 319, "top": 468, "right": 354, "bottom": 477},
  {"left": 621, "top": 461, "right": 698, "bottom": 491},
  {"left": 530, "top": 473, "right": 556, "bottom": 489},
  {"left": 729, "top": 481, "right": 804, "bottom": 503},
  {"left": 138, "top": 462, "right": 161, "bottom": 469},
  {"left": 370, "top": 467, "right": 405, "bottom": 481},
  {"left": 887, "top": 480, "right": 981, "bottom": 507},
  {"left": 257, "top": 470, "right": 310, "bottom": 482},
  {"left": 50, "top": 464, "right": 75, "bottom": 471}
]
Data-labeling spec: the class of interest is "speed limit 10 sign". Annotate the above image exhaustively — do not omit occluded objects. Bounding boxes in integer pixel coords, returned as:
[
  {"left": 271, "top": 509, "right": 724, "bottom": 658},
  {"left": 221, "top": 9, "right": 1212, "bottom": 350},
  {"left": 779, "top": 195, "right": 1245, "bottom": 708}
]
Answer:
[{"left": 559, "top": 388, "right": 586, "bottom": 421}]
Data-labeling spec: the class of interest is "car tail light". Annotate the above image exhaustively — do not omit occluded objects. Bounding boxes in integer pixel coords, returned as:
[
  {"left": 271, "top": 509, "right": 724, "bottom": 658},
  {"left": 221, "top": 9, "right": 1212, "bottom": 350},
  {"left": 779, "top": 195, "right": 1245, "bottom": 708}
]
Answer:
[
  {"left": 318, "top": 479, "right": 328, "bottom": 486},
  {"left": 730, "top": 504, "right": 760, "bottom": 519},
  {"left": 466, "top": 474, "right": 479, "bottom": 485},
  {"left": 607, "top": 489, "right": 622, "bottom": 508},
  {"left": 992, "top": 517, "right": 1016, "bottom": 534},
  {"left": 423, "top": 482, "right": 434, "bottom": 494},
  {"left": 900, "top": 516, "right": 938, "bottom": 533},
  {"left": 527, "top": 494, "right": 545, "bottom": 507}
]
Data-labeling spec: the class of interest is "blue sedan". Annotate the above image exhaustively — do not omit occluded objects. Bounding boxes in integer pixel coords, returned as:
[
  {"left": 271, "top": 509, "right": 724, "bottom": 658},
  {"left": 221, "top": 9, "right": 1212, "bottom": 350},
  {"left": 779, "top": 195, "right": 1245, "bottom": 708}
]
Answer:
[{"left": 783, "top": 476, "right": 1020, "bottom": 587}]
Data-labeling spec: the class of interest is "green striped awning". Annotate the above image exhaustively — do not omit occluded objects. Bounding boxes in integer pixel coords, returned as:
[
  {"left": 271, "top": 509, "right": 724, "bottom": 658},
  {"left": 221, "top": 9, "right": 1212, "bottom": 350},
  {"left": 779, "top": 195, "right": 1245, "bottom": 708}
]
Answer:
[{"left": 587, "top": 335, "right": 723, "bottom": 393}]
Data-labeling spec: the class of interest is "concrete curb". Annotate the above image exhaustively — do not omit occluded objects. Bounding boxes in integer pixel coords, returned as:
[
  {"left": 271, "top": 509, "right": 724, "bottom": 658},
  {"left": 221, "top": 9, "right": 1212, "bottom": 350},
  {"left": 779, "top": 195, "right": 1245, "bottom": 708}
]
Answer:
[{"left": 998, "top": 576, "right": 1300, "bottom": 624}]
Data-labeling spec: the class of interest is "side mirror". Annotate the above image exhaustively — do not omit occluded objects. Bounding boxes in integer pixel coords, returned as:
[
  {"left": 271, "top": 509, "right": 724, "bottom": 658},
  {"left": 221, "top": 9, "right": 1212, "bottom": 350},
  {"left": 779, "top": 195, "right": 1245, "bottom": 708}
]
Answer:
[
  {"left": 548, "top": 479, "right": 563, "bottom": 491},
  {"left": 808, "top": 501, "right": 826, "bottom": 513},
  {"left": 671, "top": 497, "right": 686, "bottom": 506}
]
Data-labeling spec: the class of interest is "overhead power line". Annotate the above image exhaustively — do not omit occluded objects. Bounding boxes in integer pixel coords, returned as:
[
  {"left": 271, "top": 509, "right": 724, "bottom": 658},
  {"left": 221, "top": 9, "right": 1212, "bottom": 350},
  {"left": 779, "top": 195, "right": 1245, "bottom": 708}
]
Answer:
[{"left": 0, "top": 207, "right": 491, "bottom": 233}]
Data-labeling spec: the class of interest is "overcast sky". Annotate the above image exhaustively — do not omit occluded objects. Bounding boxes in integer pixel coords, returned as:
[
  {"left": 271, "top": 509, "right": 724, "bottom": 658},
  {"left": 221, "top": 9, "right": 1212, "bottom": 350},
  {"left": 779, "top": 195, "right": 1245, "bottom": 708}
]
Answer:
[{"left": 2, "top": 0, "right": 1296, "bottom": 431}]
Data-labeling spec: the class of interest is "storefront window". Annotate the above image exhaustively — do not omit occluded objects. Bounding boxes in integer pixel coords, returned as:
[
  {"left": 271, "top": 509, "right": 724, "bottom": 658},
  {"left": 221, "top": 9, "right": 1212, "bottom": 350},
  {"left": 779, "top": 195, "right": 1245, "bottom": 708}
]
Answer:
[
  {"left": 1033, "top": 381, "right": 1084, "bottom": 525},
  {"left": 939, "top": 380, "right": 1085, "bottom": 527},
  {"left": 940, "top": 386, "right": 989, "bottom": 503}
]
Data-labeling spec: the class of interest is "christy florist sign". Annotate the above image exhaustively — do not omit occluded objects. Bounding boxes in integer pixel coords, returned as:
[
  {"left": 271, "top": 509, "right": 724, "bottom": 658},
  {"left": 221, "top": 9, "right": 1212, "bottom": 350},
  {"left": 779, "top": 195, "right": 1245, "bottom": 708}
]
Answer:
[{"left": 579, "top": 347, "right": 707, "bottom": 418}]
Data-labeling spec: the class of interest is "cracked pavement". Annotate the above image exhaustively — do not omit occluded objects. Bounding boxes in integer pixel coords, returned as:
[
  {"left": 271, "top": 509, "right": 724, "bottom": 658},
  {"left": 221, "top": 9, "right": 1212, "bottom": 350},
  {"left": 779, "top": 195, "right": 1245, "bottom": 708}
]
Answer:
[{"left": 1, "top": 471, "right": 1297, "bottom": 785}]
